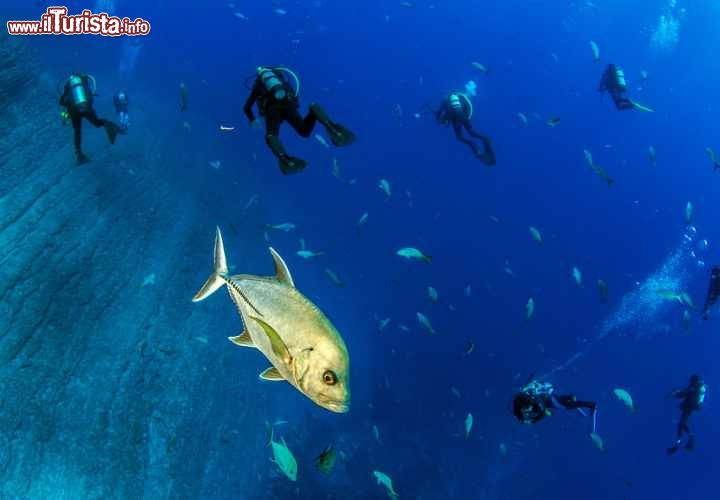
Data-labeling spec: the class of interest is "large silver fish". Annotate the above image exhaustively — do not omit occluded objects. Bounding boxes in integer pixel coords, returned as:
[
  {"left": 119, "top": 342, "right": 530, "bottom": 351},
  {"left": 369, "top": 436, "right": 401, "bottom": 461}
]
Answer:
[{"left": 192, "top": 227, "right": 350, "bottom": 413}]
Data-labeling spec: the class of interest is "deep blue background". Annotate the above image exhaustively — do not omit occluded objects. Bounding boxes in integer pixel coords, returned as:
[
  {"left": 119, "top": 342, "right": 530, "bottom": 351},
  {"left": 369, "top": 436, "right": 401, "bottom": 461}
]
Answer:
[{"left": 6, "top": 0, "right": 720, "bottom": 498}]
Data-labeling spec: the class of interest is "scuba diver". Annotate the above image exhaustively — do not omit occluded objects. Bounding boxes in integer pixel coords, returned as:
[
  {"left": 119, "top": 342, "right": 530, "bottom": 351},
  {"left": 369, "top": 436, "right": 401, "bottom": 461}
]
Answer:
[
  {"left": 701, "top": 265, "right": 720, "bottom": 320},
  {"left": 512, "top": 379, "right": 598, "bottom": 433},
  {"left": 113, "top": 90, "right": 130, "bottom": 133},
  {"left": 58, "top": 73, "right": 120, "bottom": 165},
  {"left": 431, "top": 92, "right": 496, "bottom": 165},
  {"left": 243, "top": 66, "right": 355, "bottom": 175},
  {"left": 598, "top": 64, "right": 654, "bottom": 112},
  {"left": 667, "top": 375, "right": 707, "bottom": 455}
]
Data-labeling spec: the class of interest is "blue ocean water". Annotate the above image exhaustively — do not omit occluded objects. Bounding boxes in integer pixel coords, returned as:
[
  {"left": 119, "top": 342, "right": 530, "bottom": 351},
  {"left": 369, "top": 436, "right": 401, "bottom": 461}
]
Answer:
[{"left": 2, "top": 0, "right": 720, "bottom": 498}]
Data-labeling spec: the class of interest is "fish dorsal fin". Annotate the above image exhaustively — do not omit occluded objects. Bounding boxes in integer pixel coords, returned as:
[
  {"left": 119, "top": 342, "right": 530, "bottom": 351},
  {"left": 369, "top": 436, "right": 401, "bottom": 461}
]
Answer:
[
  {"left": 269, "top": 247, "right": 295, "bottom": 287},
  {"left": 228, "top": 330, "right": 255, "bottom": 348},
  {"left": 250, "top": 316, "right": 292, "bottom": 365},
  {"left": 259, "top": 366, "right": 285, "bottom": 381}
]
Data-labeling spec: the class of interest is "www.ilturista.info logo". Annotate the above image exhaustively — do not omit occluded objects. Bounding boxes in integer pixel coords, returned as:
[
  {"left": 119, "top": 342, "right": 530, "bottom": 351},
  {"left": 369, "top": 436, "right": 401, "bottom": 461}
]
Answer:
[{"left": 7, "top": 7, "right": 151, "bottom": 36}]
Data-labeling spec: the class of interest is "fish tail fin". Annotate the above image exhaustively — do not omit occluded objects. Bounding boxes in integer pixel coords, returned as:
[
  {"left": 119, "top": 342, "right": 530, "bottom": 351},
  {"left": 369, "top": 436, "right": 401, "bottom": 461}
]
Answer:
[
  {"left": 424, "top": 255, "right": 433, "bottom": 264},
  {"left": 264, "top": 421, "right": 273, "bottom": 447},
  {"left": 192, "top": 226, "right": 229, "bottom": 302},
  {"left": 607, "top": 178, "right": 615, "bottom": 187}
]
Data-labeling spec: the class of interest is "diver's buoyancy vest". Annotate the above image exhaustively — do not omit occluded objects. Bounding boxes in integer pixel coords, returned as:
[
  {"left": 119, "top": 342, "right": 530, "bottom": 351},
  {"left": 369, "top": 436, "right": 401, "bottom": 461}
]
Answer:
[
  {"left": 69, "top": 75, "right": 89, "bottom": 108},
  {"left": 258, "top": 69, "right": 289, "bottom": 101}
]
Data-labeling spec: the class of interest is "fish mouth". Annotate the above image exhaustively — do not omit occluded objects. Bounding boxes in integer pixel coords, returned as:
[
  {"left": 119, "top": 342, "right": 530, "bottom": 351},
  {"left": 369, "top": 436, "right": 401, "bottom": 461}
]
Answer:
[{"left": 319, "top": 399, "right": 350, "bottom": 413}]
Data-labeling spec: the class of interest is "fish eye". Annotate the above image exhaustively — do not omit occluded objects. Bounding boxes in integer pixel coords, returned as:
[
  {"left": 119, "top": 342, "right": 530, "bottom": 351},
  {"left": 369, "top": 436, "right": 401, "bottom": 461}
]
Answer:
[{"left": 322, "top": 370, "right": 337, "bottom": 385}]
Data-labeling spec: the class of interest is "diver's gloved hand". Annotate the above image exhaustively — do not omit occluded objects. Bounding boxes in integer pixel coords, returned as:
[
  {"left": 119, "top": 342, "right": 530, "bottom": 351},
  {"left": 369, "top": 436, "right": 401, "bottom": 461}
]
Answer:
[{"left": 250, "top": 119, "right": 261, "bottom": 130}]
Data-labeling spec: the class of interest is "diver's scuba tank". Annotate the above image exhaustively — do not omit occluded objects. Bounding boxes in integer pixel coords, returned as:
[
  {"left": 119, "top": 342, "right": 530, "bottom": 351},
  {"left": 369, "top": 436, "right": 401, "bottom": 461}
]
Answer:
[
  {"left": 449, "top": 93, "right": 463, "bottom": 111},
  {"left": 697, "top": 383, "right": 707, "bottom": 406},
  {"left": 257, "top": 67, "right": 290, "bottom": 101},
  {"left": 68, "top": 75, "right": 89, "bottom": 110},
  {"left": 614, "top": 67, "right": 627, "bottom": 90}
]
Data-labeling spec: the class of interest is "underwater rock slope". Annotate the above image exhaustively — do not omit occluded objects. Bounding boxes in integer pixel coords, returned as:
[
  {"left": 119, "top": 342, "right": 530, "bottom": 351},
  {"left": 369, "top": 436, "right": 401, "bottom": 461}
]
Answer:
[{"left": 0, "top": 34, "right": 263, "bottom": 499}]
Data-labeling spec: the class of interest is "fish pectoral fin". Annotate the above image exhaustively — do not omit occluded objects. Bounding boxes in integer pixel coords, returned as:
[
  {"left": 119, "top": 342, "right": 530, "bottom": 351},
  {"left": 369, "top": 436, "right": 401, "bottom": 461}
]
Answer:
[
  {"left": 269, "top": 247, "right": 295, "bottom": 287},
  {"left": 250, "top": 316, "right": 292, "bottom": 365},
  {"left": 259, "top": 366, "right": 285, "bottom": 381},
  {"left": 228, "top": 330, "right": 255, "bottom": 348}
]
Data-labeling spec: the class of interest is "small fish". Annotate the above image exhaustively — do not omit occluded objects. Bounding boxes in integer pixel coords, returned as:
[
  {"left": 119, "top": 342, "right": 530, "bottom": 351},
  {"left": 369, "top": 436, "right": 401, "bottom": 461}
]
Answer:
[
  {"left": 357, "top": 212, "right": 369, "bottom": 233},
  {"left": 219, "top": 125, "right": 235, "bottom": 131},
  {"left": 464, "top": 340, "right": 475, "bottom": 356},
  {"left": 706, "top": 148, "right": 720, "bottom": 171},
  {"left": 406, "top": 189, "right": 413, "bottom": 208},
  {"left": 546, "top": 117, "right": 561, "bottom": 127},
  {"left": 416, "top": 312, "right": 436, "bottom": 334},
  {"left": 298, "top": 238, "right": 306, "bottom": 251},
  {"left": 583, "top": 149, "right": 594, "bottom": 167},
  {"left": 685, "top": 202, "right": 693, "bottom": 225},
  {"left": 451, "top": 387, "right": 461, "bottom": 399},
  {"left": 209, "top": 160, "right": 221, "bottom": 170},
  {"left": 233, "top": 12, "right": 248, "bottom": 20},
  {"left": 372, "top": 425, "right": 381, "bottom": 443},
  {"left": 499, "top": 442, "right": 508, "bottom": 457},
  {"left": 179, "top": 82, "right": 188, "bottom": 111},
  {"left": 428, "top": 286, "right": 438, "bottom": 304},
  {"left": 396, "top": 247, "right": 432, "bottom": 263},
  {"left": 464, "top": 284, "right": 472, "bottom": 297},
  {"left": 640, "top": 70, "right": 648, "bottom": 80},
  {"left": 517, "top": 112, "right": 528, "bottom": 125},
  {"left": 274, "top": 8, "right": 287, "bottom": 15},
  {"left": 332, "top": 157, "right": 342, "bottom": 179},
  {"left": 464, "top": 413, "right": 473, "bottom": 438},
  {"left": 529, "top": 226, "right": 543, "bottom": 245},
  {"left": 613, "top": 388, "right": 635, "bottom": 413},
  {"left": 597, "top": 279, "right": 609, "bottom": 303},
  {"left": 315, "top": 134, "right": 330, "bottom": 148},
  {"left": 591, "top": 164, "right": 615, "bottom": 187},
  {"left": 268, "top": 429, "right": 298, "bottom": 481},
  {"left": 683, "top": 309, "right": 691, "bottom": 332},
  {"left": 324, "top": 268, "right": 345, "bottom": 287},
  {"left": 590, "top": 40, "right": 600, "bottom": 62},
  {"left": 489, "top": 215, "right": 500, "bottom": 223},
  {"left": 526, "top": 298, "right": 535, "bottom": 320},
  {"left": 373, "top": 470, "right": 399, "bottom": 499},
  {"left": 378, "top": 318, "right": 391, "bottom": 331},
  {"left": 551, "top": 52, "right": 559, "bottom": 62},
  {"left": 572, "top": 266, "right": 582, "bottom": 286},
  {"left": 194, "top": 336, "right": 208, "bottom": 344},
  {"left": 648, "top": 146, "right": 656, "bottom": 166},
  {"left": 398, "top": 324, "right": 410, "bottom": 332},
  {"left": 182, "top": 120, "right": 191, "bottom": 132},
  {"left": 590, "top": 432, "right": 607, "bottom": 453},
  {"left": 314, "top": 445, "right": 336, "bottom": 474},
  {"left": 243, "top": 194, "right": 259, "bottom": 211},
  {"left": 379, "top": 179, "right": 391, "bottom": 198},
  {"left": 266, "top": 223, "right": 296, "bottom": 232},
  {"left": 140, "top": 273, "right": 156, "bottom": 288},
  {"left": 471, "top": 61, "right": 489, "bottom": 74},
  {"left": 297, "top": 250, "right": 324, "bottom": 259},
  {"left": 504, "top": 260, "right": 514, "bottom": 277}
]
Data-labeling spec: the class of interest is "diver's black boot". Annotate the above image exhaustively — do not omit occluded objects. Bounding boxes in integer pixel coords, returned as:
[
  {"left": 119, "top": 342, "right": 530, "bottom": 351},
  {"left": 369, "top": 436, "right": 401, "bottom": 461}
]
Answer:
[
  {"left": 480, "top": 137, "right": 496, "bottom": 166},
  {"left": 667, "top": 440, "right": 681, "bottom": 455},
  {"left": 105, "top": 122, "right": 119, "bottom": 144},
  {"left": 310, "top": 103, "right": 355, "bottom": 147},
  {"left": 267, "top": 134, "right": 306, "bottom": 175},
  {"left": 76, "top": 150, "right": 90, "bottom": 166}
]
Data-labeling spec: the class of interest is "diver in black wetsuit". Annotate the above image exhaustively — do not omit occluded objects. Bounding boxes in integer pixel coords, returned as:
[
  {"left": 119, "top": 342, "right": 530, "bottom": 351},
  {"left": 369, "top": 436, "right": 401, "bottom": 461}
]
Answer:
[
  {"left": 59, "top": 73, "right": 120, "bottom": 165},
  {"left": 598, "top": 64, "right": 635, "bottom": 111},
  {"left": 667, "top": 375, "right": 707, "bottom": 455},
  {"left": 702, "top": 265, "right": 720, "bottom": 319},
  {"left": 433, "top": 92, "right": 496, "bottom": 165},
  {"left": 243, "top": 66, "right": 355, "bottom": 175},
  {"left": 113, "top": 90, "right": 130, "bottom": 133},
  {"left": 512, "top": 380, "right": 598, "bottom": 433}
]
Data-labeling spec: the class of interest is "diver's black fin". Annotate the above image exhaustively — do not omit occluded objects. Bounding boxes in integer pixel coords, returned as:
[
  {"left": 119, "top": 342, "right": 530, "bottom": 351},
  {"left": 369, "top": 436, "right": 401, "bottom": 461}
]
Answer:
[
  {"left": 279, "top": 156, "right": 307, "bottom": 175},
  {"left": 76, "top": 152, "right": 90, "bottom": 166},
  {"left": 105, "top": 122, "right": 119, "bottom": 144},
  {"left": 310, "top": 103, "right": 355, "bottom": 147}
]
